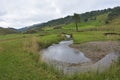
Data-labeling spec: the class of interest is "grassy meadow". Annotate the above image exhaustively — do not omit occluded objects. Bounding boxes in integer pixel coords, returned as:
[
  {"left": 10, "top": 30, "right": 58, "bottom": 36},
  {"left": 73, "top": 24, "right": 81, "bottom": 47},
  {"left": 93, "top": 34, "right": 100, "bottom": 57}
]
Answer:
[{"left": 0, "top": 15, "right": 120, "bottom": 80}]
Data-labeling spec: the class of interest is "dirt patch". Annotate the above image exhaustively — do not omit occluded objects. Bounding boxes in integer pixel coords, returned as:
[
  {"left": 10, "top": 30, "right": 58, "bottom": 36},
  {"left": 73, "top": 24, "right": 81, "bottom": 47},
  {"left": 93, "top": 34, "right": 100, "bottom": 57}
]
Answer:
[{"left": 71, "top": 41, "right": 120, "bottom": 63}]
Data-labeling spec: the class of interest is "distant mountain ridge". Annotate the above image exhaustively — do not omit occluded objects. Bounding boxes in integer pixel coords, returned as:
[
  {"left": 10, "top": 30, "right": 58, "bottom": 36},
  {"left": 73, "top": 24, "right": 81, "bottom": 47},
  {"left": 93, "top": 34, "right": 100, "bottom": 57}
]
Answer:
[{"left": 0, "top": 27, "right": 18, "bottom": 35}]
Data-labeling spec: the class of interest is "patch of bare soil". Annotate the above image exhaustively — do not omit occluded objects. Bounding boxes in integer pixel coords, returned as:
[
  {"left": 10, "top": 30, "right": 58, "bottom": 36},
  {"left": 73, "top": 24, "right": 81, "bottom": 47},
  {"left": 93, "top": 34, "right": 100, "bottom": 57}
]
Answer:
[{"left": 71, "top": 41, "right": 120, "bottom": 63}]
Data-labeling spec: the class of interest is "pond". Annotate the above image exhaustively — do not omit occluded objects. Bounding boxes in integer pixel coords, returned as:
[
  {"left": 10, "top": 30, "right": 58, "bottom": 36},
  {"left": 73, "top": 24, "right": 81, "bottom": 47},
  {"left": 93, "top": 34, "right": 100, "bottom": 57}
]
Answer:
[{"left": 41, "top": 36, "right": 119, "bottom": 74}]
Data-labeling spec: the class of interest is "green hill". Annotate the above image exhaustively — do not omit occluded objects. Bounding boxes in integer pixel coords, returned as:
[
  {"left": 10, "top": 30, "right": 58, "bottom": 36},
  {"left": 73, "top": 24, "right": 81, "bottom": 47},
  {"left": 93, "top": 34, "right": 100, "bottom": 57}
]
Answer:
[
  {"left": 19, "top": 6, "right": 120, "bottom": 32},
  {"left": 0, "top": 27, "right": 18, "bottom": 35}
]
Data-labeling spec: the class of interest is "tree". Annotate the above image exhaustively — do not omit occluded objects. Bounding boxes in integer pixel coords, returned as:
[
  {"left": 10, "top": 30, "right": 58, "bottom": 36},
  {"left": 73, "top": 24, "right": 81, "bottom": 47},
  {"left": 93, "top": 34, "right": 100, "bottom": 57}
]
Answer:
[{"left": 73, "top": 13, "right": 80, "bottom": 31}]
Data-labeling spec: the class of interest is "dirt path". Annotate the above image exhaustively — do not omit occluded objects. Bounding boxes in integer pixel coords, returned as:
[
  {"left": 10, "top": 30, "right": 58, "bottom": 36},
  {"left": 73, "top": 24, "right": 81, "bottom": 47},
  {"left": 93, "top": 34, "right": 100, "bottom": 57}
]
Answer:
[{"left": 71, "top": 41, "right": 120, "bottom": 63}]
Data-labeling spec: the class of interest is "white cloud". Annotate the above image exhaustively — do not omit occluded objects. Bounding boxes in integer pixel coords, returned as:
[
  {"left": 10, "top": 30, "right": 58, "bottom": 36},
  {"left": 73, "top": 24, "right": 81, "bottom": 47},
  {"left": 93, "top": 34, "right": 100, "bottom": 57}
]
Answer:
[{"left": 0, "top": 0, "right": 120, "bottom": 29}]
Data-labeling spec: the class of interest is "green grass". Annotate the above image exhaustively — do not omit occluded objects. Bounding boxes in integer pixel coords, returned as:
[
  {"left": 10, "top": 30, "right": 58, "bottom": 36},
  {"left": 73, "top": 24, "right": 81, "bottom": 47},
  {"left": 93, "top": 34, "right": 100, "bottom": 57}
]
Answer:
[
  {"left": 0, "top": 34, "right": 22, "bottom": 40},
  {"left": 0, "top": 31, "right": 120, "bottom": 80},
  {"left": 73, "top": 31, "right": 120, "bottom": 44},
  {"left": 63, "top": 22, "right": 97, "bottom": 30},
  {"left": 0, "top": 14, "right": 120, "bottom": 79},
  {"left": 64, "top": 64, "right": 120, "bottom": 80},
  {"left": 37, "top": 34, "right": 65, "bottom": 48},
  {"left": 0, "top": 34, "right": 64, "bottom": 80}
]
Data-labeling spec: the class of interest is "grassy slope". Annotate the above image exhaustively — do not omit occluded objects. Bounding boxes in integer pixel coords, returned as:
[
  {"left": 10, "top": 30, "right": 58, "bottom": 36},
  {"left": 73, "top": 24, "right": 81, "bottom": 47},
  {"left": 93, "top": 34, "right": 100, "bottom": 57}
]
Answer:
[
  {"left": 0, "top": 14, "right": 120, "bottom": 80},
  {"left": 0, "top": 34, "right": 64, "bottom": 80}
]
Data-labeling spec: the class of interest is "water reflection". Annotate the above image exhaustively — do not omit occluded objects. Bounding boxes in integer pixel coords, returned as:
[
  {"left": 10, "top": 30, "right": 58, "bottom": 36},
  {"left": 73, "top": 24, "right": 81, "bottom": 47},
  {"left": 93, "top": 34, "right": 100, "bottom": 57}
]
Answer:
[
  {"left": 42, "top": 40, "right": 91, "bottom": 64},
  {"left": 41, "top": 40, "right": 119, "bottom": 74}
]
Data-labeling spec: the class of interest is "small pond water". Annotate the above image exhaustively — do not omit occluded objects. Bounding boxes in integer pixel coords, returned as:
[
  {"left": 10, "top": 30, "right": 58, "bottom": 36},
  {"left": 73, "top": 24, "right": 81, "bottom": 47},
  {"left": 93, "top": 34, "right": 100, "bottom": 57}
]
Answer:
[{"left": 41, "top": 36, "right": 119, "bottom": 74}]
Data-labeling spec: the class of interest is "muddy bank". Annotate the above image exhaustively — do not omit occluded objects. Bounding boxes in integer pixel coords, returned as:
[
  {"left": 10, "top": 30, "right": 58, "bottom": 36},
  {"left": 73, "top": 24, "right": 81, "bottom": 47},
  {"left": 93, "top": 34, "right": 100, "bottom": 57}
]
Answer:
[{"left": 71, "top": 41, "right": 120, "bottom": 63}]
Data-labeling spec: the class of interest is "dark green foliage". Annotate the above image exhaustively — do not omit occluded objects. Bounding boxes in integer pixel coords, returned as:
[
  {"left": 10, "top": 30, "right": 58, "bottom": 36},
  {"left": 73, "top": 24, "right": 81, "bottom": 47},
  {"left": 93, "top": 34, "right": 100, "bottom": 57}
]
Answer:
[
  {"left": 80, "top": 9, "right": 110, "bottom": 22},
  {"left": 107, "top": 6, "right": 120, "bottom": 22},
  {"left": 110, "top": 7, "right": 120, "bottom": 17},
  {"left": 42, "top": 16, "right": 73, "bottom": 26}
]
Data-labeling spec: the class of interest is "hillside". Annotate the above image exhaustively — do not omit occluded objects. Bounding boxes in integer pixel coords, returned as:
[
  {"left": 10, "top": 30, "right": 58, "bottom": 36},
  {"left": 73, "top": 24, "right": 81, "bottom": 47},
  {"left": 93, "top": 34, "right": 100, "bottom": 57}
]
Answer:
[
  {"left": 19, "top": 6, "right": 120, "bottom": 32},
  {"left": 0, "top": 27, "right": 18, "bottom": 35}
]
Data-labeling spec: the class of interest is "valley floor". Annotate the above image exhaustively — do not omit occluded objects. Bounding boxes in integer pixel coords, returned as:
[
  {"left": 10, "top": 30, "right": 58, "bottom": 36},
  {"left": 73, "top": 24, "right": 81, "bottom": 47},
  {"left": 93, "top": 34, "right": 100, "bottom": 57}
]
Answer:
[{"left": 0, "top": 29, "right": 120, "bottom": 80}]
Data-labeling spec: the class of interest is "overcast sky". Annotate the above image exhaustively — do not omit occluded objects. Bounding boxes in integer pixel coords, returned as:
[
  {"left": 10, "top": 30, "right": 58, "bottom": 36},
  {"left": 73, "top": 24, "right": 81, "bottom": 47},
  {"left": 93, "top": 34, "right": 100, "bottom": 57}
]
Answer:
[{"left": 0, "top": 0, "right": 120, "bottom": 29}]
